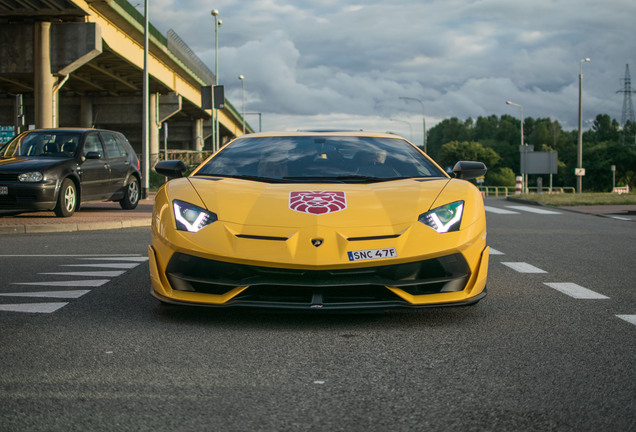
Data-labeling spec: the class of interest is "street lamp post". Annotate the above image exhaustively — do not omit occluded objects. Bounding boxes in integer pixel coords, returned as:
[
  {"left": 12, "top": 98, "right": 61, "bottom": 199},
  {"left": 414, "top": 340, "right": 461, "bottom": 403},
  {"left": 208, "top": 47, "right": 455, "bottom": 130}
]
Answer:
[
  {"left": 211, "top": 9, "right": 222, "bottom": 151},
  {"left": 238, "top": 75, "right": 245, "bottom": 134},
  {"left": 506, "top": 100, "right": 526, "bottom": 193},
  {"left": 399, "top": 96, "right": 426, "bottom": 153},
  {"left": 389, "top": 118, "right": 413, "bottom": 141},
  {"left": 245, "top": 113, "right": 262, "bottom": 132},
  {"left": 577, "top": 58, "right": 590, "bottom": 193},
  {"left": 141, "top": 0, "right": 149, "bottom": 198}
]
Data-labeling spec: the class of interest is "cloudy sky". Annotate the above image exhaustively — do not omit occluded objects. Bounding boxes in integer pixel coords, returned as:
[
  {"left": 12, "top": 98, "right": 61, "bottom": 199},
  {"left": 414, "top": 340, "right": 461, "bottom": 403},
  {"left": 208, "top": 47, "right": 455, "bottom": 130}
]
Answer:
[{"left": 146, "top": 0, "right": 635, "bottom": 145}]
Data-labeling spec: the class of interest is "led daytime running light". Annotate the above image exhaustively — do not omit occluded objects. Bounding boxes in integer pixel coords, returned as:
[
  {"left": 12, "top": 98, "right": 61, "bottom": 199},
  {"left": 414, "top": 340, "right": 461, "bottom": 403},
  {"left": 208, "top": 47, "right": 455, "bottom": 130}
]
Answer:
[
  {"left": 420, "top": 201, "right": 464, "bottom": 233},
  {"left": 173, "top": 200, "right": 217, "bottom": 232}
]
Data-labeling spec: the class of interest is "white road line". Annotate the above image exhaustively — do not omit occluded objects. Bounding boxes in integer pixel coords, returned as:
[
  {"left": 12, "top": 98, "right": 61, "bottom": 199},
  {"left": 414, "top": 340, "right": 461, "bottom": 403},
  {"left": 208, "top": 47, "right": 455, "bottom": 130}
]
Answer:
[
  {"left": 610, "top": 216, "right": 632, "bottom": 221},
  {"left": 501, "top": 262, "right": 547, "bottom": 273},
  {"left": 61, "top": 263, "right": 140, "bottom": 269},
  {"left": 616, "top": 315, "right": 636, "bottom": 326},
  {"left": 13, "top": 280, "right": 110, "bottom": 287},
  {"left": 0, "top": 303, "right": 68, "bottom": 313},
  {"left": 0, "top": 254, "right": 143, "bottom": 257},
  {"left": 79, "top": 257, "right": 148, "bottom": 262},
  {"left": 505, "top": 205, "right": 562, "bottom": 215},
  {"left": 543, "top": 282, "right": 609, "bottom": 299},
  {"left": 40, "top": 271, "right": 126, "bottom": 278},
  {"left": 489, "top": 248, "right": 504, "bottom": 255},
  {"left": 0, "top": 290, "right": 90, "bottom": 299},
  {"left": 484, "top": 206, "right": 520, "bottom": 215}
]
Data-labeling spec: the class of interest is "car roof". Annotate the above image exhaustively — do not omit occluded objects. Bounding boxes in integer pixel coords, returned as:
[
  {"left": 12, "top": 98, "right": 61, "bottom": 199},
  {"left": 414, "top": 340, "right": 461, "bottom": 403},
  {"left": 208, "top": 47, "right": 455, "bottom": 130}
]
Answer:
[
  {"left": 24, "top": 128, "right": 115, "bottom": 134},
  {"left": 236, "top": 131, "right": 410, "bottom": 140}
]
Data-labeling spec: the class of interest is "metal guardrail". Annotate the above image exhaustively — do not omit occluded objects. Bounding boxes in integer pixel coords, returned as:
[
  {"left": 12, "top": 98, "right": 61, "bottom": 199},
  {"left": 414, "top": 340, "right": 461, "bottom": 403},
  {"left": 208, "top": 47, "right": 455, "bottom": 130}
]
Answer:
[
  {"left": 139, "top": 150, "right": 214, "bottom": 169},
  {"left": 156, "top": 150, "right": 213, "bottom": 166},
  {"left": 478, "top": 186, "right": 576, "bottom": 197}
]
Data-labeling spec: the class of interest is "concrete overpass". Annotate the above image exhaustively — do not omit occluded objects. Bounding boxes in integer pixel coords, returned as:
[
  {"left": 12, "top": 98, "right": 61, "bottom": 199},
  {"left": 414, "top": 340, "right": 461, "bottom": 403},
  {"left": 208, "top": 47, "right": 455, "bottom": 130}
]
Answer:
[{"left": 0, "top": 0, "right": 252, "bottom": 160}]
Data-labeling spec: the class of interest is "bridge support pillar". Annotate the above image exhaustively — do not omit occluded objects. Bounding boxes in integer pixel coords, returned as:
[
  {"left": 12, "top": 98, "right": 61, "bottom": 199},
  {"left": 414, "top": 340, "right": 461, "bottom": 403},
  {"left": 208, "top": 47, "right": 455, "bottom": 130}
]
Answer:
[
  {"left": 34, "top": 22, "right": 55, "bottom": 129},
  {"left": 149, "top": 92, "right": 160, "bottom": 165},
  {"left": 193, "top": 119, "right": 204, "bottom": 151},
  {"left": 80, "top": 96, "right": 93, "bottom": 128}
]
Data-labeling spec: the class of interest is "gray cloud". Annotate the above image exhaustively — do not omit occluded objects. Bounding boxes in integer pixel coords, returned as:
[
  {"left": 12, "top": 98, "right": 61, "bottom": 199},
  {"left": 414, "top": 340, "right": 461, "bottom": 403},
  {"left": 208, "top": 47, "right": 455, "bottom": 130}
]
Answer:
[{"left": 149, "top": 0, "right": 636, "bottom": 144}]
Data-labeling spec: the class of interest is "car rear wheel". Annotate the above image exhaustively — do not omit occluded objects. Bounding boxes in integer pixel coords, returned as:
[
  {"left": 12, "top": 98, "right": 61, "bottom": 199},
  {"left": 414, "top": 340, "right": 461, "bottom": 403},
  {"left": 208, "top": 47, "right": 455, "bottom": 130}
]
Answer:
[
  {"left": 119, "top": 177, "right": 140, "bottom": 210},
  {"left": 54, "top": 178, "right": 77, "bottom": 217}
]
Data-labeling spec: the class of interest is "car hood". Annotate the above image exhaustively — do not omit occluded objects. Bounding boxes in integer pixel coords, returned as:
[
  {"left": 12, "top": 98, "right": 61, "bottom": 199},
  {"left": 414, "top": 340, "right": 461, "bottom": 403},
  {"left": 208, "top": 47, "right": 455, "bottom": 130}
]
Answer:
[
  {"left": 0, "top": 156, "right": 71, "bottom": 172},
  {"left": 184, "top": 177, "right": 451, "bottom": 228}
]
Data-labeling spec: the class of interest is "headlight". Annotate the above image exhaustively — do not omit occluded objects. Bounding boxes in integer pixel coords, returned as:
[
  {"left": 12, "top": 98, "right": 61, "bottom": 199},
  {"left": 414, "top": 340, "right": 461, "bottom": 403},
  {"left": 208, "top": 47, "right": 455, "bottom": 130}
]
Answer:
[
  {"left": 173, "top": 200, "right": 217, "bottom": 232},
  {"left": 18, "top": 171, "right": 44, "bottom": 182},
  {"left": 419, "top": 201, "right": 464, "bottom": 233}
]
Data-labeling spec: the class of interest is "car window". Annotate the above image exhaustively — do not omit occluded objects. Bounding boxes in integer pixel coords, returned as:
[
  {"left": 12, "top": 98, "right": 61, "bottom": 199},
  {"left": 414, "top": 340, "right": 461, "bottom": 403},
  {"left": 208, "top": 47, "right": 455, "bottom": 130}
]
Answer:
[
  {"left": 101, "top": 132, "right": 127, "bottom": 158},
  {"left": 83, "top": 133, "right": 104, "bottom": 157},
  {"left": 0, "top": 131, "right": 81, "bottom": 158},
  {"left": 195, "top": 136, "right": 446, "bottom": 182},
  {"left": 112, "top": 134, "right": 129, "bottom": 157}
]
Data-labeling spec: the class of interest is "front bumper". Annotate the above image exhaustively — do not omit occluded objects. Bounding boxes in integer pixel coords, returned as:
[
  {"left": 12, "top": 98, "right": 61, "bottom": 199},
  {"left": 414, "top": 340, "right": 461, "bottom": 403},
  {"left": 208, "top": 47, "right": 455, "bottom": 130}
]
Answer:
[
  {"left": 148, "top": 244, "right": 489, "bottom": 310},
  {"left": 0, "top": 181, "right": 57, "bottom": 211}
]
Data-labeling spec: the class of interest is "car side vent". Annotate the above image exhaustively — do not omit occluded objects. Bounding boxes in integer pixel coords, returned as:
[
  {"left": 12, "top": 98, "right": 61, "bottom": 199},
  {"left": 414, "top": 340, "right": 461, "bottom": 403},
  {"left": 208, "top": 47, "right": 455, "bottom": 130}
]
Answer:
[
  {"left": 347, "top": 234, "right": 400, "bottom": 241},
  {"left": 236, "top": 234, "right": 288, "bottom": 241}
]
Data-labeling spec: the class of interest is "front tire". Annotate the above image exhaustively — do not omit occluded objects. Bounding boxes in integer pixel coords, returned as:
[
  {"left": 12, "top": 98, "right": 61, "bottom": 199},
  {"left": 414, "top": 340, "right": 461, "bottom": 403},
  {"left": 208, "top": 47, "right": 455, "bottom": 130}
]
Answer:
[
  {"left": 54, "top": 178, "right": 77, "bottom": 217},
  {"left": 119, "top": 177, "right": 140, "bottom": 210}
]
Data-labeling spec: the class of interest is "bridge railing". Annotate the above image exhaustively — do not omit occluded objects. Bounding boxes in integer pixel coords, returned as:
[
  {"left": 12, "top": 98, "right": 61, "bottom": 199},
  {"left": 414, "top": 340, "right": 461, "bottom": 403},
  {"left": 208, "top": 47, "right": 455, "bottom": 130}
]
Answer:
[
  {"left": 140, "top": 150, "right": 214, "bottom": 168},
  {"left": 478, "top": 186, "right": 576, "bottom": 197}
]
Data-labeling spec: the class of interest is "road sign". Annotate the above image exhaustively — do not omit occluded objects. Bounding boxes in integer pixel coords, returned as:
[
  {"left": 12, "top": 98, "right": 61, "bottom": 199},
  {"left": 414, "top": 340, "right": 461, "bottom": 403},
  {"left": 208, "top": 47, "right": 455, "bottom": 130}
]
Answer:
[{"left": 575, "top": 168, "right": 586, "bottom": 176}]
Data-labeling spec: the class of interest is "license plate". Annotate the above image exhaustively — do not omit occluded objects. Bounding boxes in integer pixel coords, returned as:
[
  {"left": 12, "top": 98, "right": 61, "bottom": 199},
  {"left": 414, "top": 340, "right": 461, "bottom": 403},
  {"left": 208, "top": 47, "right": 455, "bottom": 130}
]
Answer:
[
  {"left": 0, "top": 186, "right": 7, "bottom": 195},
  {"left": 347, "top": 248, "right": 397, "bottom": 262}
]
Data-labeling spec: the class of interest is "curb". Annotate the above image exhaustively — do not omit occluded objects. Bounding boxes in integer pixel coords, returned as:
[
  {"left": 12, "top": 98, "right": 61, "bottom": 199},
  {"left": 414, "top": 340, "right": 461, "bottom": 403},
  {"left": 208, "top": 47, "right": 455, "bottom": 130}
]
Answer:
[{"left": 0, "top": 218, "right": 152, "bottom": 235}]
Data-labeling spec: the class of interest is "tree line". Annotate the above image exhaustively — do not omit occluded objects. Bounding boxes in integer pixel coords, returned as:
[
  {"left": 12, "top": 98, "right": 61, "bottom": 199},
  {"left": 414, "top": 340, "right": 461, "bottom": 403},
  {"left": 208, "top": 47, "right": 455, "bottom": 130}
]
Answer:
[{"left": 425, "top": 114, "right": 636, "bottom": 191}]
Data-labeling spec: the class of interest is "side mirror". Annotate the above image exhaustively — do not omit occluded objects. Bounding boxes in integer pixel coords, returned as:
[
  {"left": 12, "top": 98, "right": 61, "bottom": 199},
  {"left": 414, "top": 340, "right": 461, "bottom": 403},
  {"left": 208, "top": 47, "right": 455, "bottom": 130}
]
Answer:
[
  {"left": 155, "top": 160, "right": 187, "bottom": 178},
  {"left": 452, "top": 161, "right": 487, "bottom": 180}
]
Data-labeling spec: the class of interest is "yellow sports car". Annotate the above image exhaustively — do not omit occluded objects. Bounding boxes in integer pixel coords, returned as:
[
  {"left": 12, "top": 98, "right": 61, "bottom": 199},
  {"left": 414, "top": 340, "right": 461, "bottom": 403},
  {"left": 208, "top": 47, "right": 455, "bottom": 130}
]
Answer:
[{"left": 149, "top": 131, "right": 488, "bottom": 310}]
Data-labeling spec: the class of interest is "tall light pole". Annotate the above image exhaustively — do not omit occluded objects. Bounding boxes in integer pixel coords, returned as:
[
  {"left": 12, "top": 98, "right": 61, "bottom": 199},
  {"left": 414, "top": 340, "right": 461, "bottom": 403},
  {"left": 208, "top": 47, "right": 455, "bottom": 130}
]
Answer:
[
  {"left": 399, "top": 96, "right": 426, "bottom": 153},
  {"left": 245, "top": 112, "right": 262, "bottom": 132},
  {"left": 506, "top": 100, "right": 526, "bottom": 193},
  {"left": 141, "top": 0, "right": 149, "bottom": 198},
  {"left": 238, "top": 75, "right": 245, "bottom": 134},
  {"left": 389, "top": 118, "right": 413, "bottom": 141},
  {"left": 577, "top": 58, "right": 590, "bottom": 193},
  {"left": 211, "top": 9, "right": 221, "bottom": 151}
]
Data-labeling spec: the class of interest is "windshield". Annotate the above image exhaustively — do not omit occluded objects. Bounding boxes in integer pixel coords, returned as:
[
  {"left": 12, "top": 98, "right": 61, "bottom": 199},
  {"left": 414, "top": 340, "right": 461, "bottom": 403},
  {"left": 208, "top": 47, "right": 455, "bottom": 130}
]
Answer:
[
  {"left": 0, "top": 131, "right": 81, "bottom": 159},
  {"left": 194, "top": 135, "right": 446, "bottom": 183}
]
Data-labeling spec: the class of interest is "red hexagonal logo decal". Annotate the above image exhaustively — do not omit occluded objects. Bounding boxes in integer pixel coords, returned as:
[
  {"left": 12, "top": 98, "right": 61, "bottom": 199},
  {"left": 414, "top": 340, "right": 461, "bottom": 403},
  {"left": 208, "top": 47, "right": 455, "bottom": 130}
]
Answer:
[{"left": 289, "top": 191, "right": 347, "bottom": 215}]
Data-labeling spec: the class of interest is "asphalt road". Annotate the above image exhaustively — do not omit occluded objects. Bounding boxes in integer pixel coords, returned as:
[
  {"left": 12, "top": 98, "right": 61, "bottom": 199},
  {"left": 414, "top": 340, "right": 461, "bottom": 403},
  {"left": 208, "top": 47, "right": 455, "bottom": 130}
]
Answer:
[{"left": 0, "top": 198, "right": 634, "bottom": 431}]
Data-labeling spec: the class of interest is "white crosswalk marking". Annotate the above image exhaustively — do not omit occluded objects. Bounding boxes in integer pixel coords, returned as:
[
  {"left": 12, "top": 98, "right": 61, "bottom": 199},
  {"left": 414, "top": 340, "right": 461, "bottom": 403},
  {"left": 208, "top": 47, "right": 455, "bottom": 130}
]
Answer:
[
  {"left": 13, "top": 280, "right": 111, "bottom": 287},
  {"left": 616, "top": 315, "right": 636, "bottom": 326},
  {"left": 489, "top": 248, "right": 504, "bottom": 255},
  {"left": 40, "top": 271, "right": 126, "bottom": 278},
  {"left": 484, "top": 206, "right": 520, "bottom": 215},
  {"left": 501, "top": 262, "right": 547, "bottom": 273},
  {"left": 543, "top": 282, "right": 609, "bottom": 299},
  {"left": 2, "top": 255, "right": 147, "bottom": 314},
  {"left": 505, "top": 205, "right": 562, "bottom": 215},
  {"left": 0, "top": 290, "right": 90, "bottom": 299},
  {"left": 79, "top": 257, "right": 149, "bottom": 262},
  {"left": 0, "top": 303, "right": 68, "bottom": 313},
  {"left": 61, "top": 263, "right": 140, "bottom": 269}
]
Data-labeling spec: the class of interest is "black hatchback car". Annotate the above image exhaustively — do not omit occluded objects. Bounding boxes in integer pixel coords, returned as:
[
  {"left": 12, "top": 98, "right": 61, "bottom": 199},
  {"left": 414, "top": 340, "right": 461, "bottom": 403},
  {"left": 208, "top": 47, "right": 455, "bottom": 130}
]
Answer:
[{"left": 0, "top": 128, "right": 142, "bottom": 217}]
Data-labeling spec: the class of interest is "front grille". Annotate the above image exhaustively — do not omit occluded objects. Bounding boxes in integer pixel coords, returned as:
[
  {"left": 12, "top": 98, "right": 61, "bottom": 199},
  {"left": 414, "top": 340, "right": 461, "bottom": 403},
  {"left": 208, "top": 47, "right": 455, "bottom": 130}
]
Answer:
[
  {"left": 164, "top": 252, "right": 471, "bottom": 308},
  {"left": 0, "top": 173, "right": 18, "bottom": 181}
]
